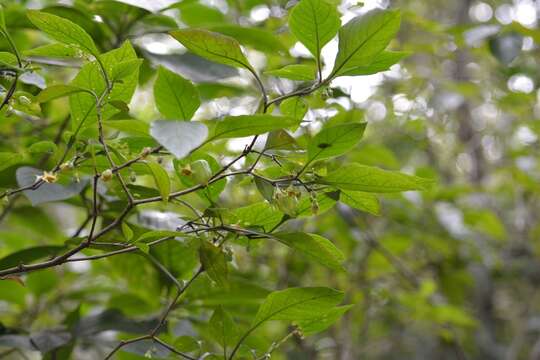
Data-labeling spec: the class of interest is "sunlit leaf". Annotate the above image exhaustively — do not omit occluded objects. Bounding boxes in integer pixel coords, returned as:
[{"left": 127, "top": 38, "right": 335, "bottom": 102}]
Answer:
[
  {"left": 331, "top": 9, "right": 401, "bottom": 78},
  {"left": 289, "top": 0, "right": 340, "bottom": 59},
  {"left": 154, "top": 66, "right": 200, "bottom": 120},
  {"left": 208, "top": 115, "right": 299, "bottom": 140},
  {"left": 170, "top": 29, "right": 253, "bottom": 71},
  {"left": 27, "top": 10, "right": 99, "bottom": 56},
  {"left": 265, "top": 64, "right": 316, "bottom": 81},
  {"left": 320, "top": 164, "right": 433, "bottom": 192}
]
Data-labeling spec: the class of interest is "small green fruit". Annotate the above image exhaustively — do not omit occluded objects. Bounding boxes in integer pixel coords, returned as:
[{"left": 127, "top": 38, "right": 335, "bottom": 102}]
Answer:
[{"left": 190, "top": 159, "right": 212, "bottom": 184}]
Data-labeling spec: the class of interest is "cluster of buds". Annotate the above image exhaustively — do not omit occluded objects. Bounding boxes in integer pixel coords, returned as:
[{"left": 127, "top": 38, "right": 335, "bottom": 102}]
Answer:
[
  {"left": 273, "top": 186, "right": 300, "bottom": 217},
  {"left": 59, "top": 161, "right": 74, "bottom": 172},
  {"left": 309, "top": 191, "right": 319, "bottom": 215},
  {"left": 39, "top": 171, "right": 57, "bottom": 184}
]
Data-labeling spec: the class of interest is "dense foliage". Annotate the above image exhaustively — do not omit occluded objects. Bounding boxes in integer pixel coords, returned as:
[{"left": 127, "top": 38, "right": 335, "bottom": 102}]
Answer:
[{"left": 0, "top": 0, "right": 538, "bottom": 359}]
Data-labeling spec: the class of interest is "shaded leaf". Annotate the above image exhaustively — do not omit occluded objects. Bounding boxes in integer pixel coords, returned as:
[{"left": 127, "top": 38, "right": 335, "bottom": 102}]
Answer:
[
  {"left": 307, "top": 123, "right": 366, "bottom": 162},
  {"left": 272, "top": 232, "right": 345, "bottom": 270},
  {"left": 339, "top": 190, "right": 380, "bottom": 215},
  {"left": 146, "top": 161, "right": 171, "bottom": 204},
  {"left": 0, "top": 245, "right": 64, "bottom": 271},
  {"left": 296, "top": 304, "right": 353, "bottom": 336},
  {"left": 209, "top": 24, "right": 287, "bottom": 53},
  {"left": 0, "top": 152, "right": 23, "bottom": 172},
  {"left": 208, "top": 307, "right": 238, "bottom": 351},
  {"left": 253, "top": 287, "right": 344, "bottom": 325},
  {"left": 199, "top": 241, "right": 229, "bottom": 289},
  {"left": 280, "top": 97, "right": 308, "bottom": 122}
]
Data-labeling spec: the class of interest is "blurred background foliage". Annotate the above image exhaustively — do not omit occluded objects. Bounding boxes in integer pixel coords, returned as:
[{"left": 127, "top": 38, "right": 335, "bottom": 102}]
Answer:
[{"left": 0, "top": 0, "right": 539, "bottom": 359}]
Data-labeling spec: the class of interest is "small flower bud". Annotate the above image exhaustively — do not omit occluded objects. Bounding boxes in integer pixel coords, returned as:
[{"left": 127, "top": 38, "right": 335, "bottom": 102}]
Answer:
[
  {"left": 40, "top": 171, "right": 57, "bottom": 184},
  {"left": 59, "top": 162, "right": 73, "bottom": 172},
  {"left": 273, "top": 188, "right": 298, "bottom": 217},
  {"left": 140, "top": 147, "right": 152, "bottom": 159},
  {"left": 311, "top": 200, "right": 319, "bottom": 215},
  {"left": 100, "top": 169, "right": 113, "bottom": 181},
  {"left": 181, "top": 164, "right": 192, "bottom": 176}
]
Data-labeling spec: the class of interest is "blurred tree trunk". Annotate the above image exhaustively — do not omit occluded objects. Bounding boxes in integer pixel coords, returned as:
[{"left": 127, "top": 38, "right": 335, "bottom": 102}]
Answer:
[{"left": 453, "top": 1, "right": 500, "bottom": 359}]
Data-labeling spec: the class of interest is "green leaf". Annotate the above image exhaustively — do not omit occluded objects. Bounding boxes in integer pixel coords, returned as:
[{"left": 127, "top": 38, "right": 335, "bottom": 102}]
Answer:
[
  {"left": 111, "top": 58, "right": 144, "bottom": 81},
  {"left": 253, "top": 287, "right": 343, "bottom": 324},
  {"left": 337, "top": 51, "right": 409, "bottom": 76},
  {"left": 265, "top": 64, "right": 316, "bottom": 81},
  {"left": 254, "top": 177, "right": 275, "bottom": 202},
  {"left": 0, "top": 6, "right": 6, "bottom": 32},
  {"left": 296, "top": 304, "right": 353, "bottom": 336},
  {"left": 199, "top": 241, "right": 229, "bottom": 289},
  {"left": 136, "top": 230, "right": 186, "bottom": 243},
  {"left": 134, "top": 242, "right": 150, "bottom": 254},
  {"left": 150, "top": 120, "right": 208, "bottom": 158},
  {"left": 154, "top": 66, "right": 200, "bottom": 120},
  {"left": 331, "top": 9, "right": 401, "bottom": 78},
  {"left": 27, "top": 10, "right": 99, "bottom": 57},
  {"left": 307, "top": 123, "right": 366, "bottom": 162},
  {"left": 146, "top": 161, "right": 171, "bottom": 204},
  {"left": 105, "top": 119, "right": 149, "bottom": 136},
  {"left": 28, "top": 141, "right": 57, "bottom": 154},
  {"left": 320, "top": 164, "right": 433, "bottom": 192},
  {"left": 272, "top": 232, "right": 345, "bottom": 270},
  {"left": 208, "top": 307, "right": 238, "bottom": 351},
  {"left": 296, "top": 191, "right": 338, "bottom": 217},
  {"left": 265, "top": 130, "right": 298, "bottom": 150},
  {"left": 0, "top": 52, "right": 19, "bottom": 69},
  {"left": 175, "top": 2, "right": 225, "bottom": 26},
  {"left": 170, "top": 28, "right": 253, "bottom": 70},
  {"left": 339, "top": 190, "right": 380, "bottom": 215},
  {"left": 208, "top": 25, "right": 287, "bottom": 53},
  {"left": 121, "top": 222, "right": 134, "bottom": 241},
  {"left": 209, "top": 115, "right": 298, "bottom": 140},
  {"left": 36, "top": 84, "right": 91, "bottom": 103},
  {"left": 280, "top": 97, "right": 308, "bottom": 122},
  {"left": 231, "top": 202, "right": 283, "bottom": 232},
  {"left": 0, "top": 246, "right": 64, "bottom": 271},
  {"left": 0, "top": 152, "right": 23, "bottom": 172},
  {"left": 24, "top": 43, "right": 79, "bottom": 58},
  {"left": 174, "top": 336, "right": 200, "bottom": 353},
  {"left": 289, "top": 0, "right": 340, "bottom": 59},
  {"left": 69, "top": 41, "right": 140, "bottom": 130}
]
